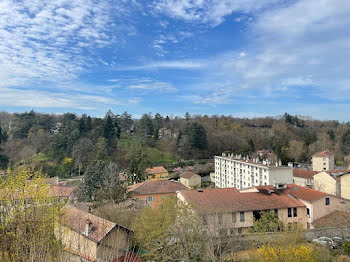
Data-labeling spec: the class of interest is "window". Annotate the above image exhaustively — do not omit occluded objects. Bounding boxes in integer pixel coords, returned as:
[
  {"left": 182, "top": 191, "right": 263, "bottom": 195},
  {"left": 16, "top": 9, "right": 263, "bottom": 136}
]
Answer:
[
  {"left": 288, "top": 208, "right": 292, "bottom": 217},
  {"left": 230, "top": 228, "right": 235, "bottom": 235},
  {"left": 307, "top": 208, "right": 310, "bottom": 216},
  {"left": 325, "top": 197, "right": 330, "bottom": 205},
  {"left": 274, "top": 209, "right": 278, "bottom": 216},
  {"left": 293, "top": 207, "right": 297, "bottom": 217},
  {"left": 161, "top": 195, "right": 166, "bottom": 200},
  {"left": 146, "top": 196, "right": 154, "bottom": 202},
  {"left": 238, "top": 228, "right": 243, "bottom": 235},
  {"left": 218, "top": 213, "right": 223, "bottom": 225},
  {"left": 232, "top": 212, "right": 236, "bottom": 223},
  {"left": 240, "top": 211, "right": 245, "bottom": 222}
]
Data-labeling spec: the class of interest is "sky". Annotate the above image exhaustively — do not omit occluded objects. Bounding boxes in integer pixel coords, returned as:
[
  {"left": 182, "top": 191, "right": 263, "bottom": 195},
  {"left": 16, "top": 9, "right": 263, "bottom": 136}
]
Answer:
[{"left": 1, "top": 0, "right": 350, "bottom": 120}]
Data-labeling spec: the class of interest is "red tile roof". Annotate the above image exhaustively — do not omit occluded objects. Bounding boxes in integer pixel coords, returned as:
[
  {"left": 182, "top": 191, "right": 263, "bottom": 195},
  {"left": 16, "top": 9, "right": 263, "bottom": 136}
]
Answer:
[
  {"left": 114, "top": 253, "right": 142, "bottom": 262},
  {"left": 50, "top": 186, "right": 74, "bottom": 198},
  {"left": 313, "top": 150, "right": 334, "bottom": 157},
  {"left": 293, "top": 169, "right": 318, "bottom": 179},
  {"left": 179, "top": 187, "right": 304, "bottom": 213},
  {"left": 312, "top": 211, "right": 350, "bottom": 228},
  {"left": 60, "top": 205, "right": 130, "bottom": 243},
  {"left": 256, "top": 184, "right": 328, "bottom": 202},
  {"left": 145, "top": 166, "right": 168, "bottom": 175},
  {"left": 181, "top": 171, "right": 199, "bottom": 179},
  {"left": 128, "top": 180, "right": 188, "bottom": 195}
]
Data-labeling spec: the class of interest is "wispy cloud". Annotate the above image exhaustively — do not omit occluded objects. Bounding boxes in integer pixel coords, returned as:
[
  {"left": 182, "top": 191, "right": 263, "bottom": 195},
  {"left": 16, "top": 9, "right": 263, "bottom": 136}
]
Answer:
[
  {"left": 107, "top": 78, "right": 177, "bottom": 92},
  {"left": 116, "top": 60, "right": 206, "bottom": 71}
]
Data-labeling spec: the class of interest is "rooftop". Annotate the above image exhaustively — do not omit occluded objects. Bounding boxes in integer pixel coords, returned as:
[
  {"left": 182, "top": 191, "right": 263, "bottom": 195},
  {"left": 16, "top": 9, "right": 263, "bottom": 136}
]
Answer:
[
  {"left": 128, "top": 180, "right": 188, "bottom": 195},
  {"left": 293, "top": 169, "right": 318, "bottom": 179},
  {"left": 255, "top": 184, "right": 328, "bottom": 202},
  {"left": 215, "top": 154, "right": 290, "bottom": 169},
  {"left": 313, "top": 150, "right": 334, "bottom": 158},
  {"left": 312, "top": 211, "right": 350, "bottom": 228},
  {"left": 179, "top": 187, "right": 304, "bottom": 214},
  {"left": 60, "top": 205, "right": 130, "bottom": 243},
  {"left": 145, "top": 166, "right": 168, "bottom": 175},
  {"left": 181, "top": 171, "right": 200, "bottom": 179}
]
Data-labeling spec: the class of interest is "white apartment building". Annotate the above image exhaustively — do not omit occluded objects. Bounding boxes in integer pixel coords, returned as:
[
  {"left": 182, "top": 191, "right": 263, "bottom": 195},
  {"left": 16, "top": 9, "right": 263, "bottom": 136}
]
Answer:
[{"left": 215, "top": 154, "right": 293, "bottom": 189}]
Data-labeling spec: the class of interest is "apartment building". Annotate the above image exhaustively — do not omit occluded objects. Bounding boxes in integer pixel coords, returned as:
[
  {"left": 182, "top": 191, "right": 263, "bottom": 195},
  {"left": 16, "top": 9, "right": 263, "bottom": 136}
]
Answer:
[
  {"left": 214, "top": 154, "right": 293, "bottom": 189},
  {"left": 312, "top": 150, "right": 335, "bottom": 172}
]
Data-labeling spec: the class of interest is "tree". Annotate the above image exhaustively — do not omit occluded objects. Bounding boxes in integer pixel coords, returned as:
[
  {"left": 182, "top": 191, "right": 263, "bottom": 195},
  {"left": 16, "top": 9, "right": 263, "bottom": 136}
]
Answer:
[
  {"left": 72, "top": 137, "right": 95, "bottom": 173},
  {"left": 76, "top": 160, "right": 125, "bottom": 202},
  {"left": 0, "top": 167, "right": 63, "bottom": 261},
  {"left": 342, "top": 128, "right": 350, "bottom": 154},
  {"left": 185, "top": 112, "right": 191, "bottom": 121},
  {"left": 86, "top": 115, "right": 92, "bottom": 132},
  {"left": 154, "top": 113, "right": 163, "bottom": 129},
  {"left": 126, "top": 142, "right": 151, "bottom": 183},
  {"left": 139, "top": 114, "right": 154, "bottom": 137},
  {"left": 96, "top": 137, "right": 109, "bottom": 160},
  {"left": 187, "top": 122, "right": 207, "bottom": 150},
  {"left": 251, "top": 211, "right": 285, "bottom": 233},
  {"left": 119, "top": 111, "right": 133, "bottom": 133}
]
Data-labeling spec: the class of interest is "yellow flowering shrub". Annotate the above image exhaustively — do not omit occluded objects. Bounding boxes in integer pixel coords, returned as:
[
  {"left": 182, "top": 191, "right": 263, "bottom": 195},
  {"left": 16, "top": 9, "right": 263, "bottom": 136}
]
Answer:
[{"left": 256, "top": 244, "right": 313, "bottom": 262}]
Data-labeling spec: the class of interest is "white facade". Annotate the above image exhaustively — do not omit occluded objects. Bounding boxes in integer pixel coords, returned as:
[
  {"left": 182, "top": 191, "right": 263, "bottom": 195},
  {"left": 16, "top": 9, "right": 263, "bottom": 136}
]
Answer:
[{"left": 215, "top": 155, "right": 293, "bottom": 189}]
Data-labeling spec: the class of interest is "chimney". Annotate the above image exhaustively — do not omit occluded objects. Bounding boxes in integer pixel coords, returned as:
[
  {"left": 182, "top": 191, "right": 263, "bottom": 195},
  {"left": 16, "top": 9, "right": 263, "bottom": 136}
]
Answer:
[{"left": 85, "top": 219, "right": 92, "bottom": 236}]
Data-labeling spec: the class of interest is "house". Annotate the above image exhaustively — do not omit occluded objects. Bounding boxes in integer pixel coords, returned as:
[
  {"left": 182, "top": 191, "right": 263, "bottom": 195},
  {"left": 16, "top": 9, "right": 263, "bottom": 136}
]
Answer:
[
  {"left": 340, "top": 172, "right": 350, "bottom": 200},
  {"left": 177, "top": 187, "right": 307, "bottom": 235},
  {"left": 214, "top": 153, "right": 293, "bottom": 189},
  {"left": 180, "top": 171, "right": 201, "bottom": 188},
  {"left": 209, "top": 172, "right": 215, "bottom": 183},
  {"left": 145, "top": 166, "right": 169, "bottom": 180},
  {"left": 312, "top": 150, "right": 335, "bottom": 172},
  {"left": 56, "top": 205, "right": 133, "bottom": 262},
  {"left": 252, "top": 184, "right": 350, "bottom": 229},
  {"left": 293, "top": 169, "right": 318, "bottom": 187},
  {"left": 128, "top": 180, "right": 188, "bottom": 209}
]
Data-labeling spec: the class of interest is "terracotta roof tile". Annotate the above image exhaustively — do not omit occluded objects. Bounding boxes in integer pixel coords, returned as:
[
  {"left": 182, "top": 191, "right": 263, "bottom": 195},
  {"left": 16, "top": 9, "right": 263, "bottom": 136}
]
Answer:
[
  {"left": 50, "top": 186, "right": 74, "bottom": 197},
  {"left": 128, "top": 180, "right": 188, "bottom": 195},
  {"left": 145, "top": 166, "right": 168, "bottom": 175},
  {"left": 181, "top": 171, "right": 199, "bottom": 179},
  {"left": 312, "top": 211, "right": 350, "bottom": 228},
  {"left": 179, "top": 187, "right": 304, "bottom": 213},
  {"left": 256, "top": 184, "right": 328, "bottom": 202},
  {"left": 60, "top": 205, "right": 130, "bottom": 243},
  {"left": 313, "top": 150, "right": 334, "bottom": 157},
  {"left": 293, "top": 169, "right": 318, "bottom": 179}
]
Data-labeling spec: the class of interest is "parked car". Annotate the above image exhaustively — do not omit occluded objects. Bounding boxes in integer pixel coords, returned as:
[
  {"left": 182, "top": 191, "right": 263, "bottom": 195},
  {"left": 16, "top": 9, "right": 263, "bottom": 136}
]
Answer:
[{"left": 312, "top": 237, "right": 343, "bottom": 249}]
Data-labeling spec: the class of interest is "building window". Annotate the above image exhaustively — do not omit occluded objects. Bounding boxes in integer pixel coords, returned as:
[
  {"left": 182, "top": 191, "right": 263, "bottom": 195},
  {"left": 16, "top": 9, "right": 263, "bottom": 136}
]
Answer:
[
  {"left": 161, "top": 195, "right": 166, "bottom": 200},
  {"left": 293, "top": 208, "right": 297, "bottom": 217},
  {"left": 232, "top": 212, "right": 236, "bottom": 223},
  {"left": 307, "top": 208, "right": 310, "bottom": 216},
  {"left": 230, "top": 228, "right": 235, "bottom": 235},
  {"left": 288, "top": 208, "right": 292, "bottom": 217},
  {"left": 325, "top": 197, "right": 330, "bottom": 205},
  {"left": 218, "top": 213, "right": 223, "bottom": 225},
  {"left": 146, "top": 196, "right": 154, "bottom": 202},
  {"left": 274, "top": 209, "right": 278, "bottom": 216},
  {"left": 240, "top": 211, "right": 245, "bottom": 222}
]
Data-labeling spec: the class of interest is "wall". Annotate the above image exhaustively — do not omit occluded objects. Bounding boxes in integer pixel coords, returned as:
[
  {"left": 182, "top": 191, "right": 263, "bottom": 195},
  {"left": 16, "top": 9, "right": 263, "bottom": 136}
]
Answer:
[
  {"left": 314, "top": 172, "right": 338, "bottom": 196},
  {"left": 131, "top": 192, "right": 175, "bottom": 209},
  {"left": 180, "top": 175, "right": 201, "bottom": 188},
  {"left": 312, "top": 156, "right": 334, "bottom": 172},
  {"left": 293, "top": 176, "right": 313, "bottom": 187},
  {"left": 269, "top": 167, "right": 293, "bottom": 185},
  {"left": 341, "top": 174, "right": 350, "bottom": 200},
  {"left": 147, "top": 172, "right": 169, "bottom": 180}
]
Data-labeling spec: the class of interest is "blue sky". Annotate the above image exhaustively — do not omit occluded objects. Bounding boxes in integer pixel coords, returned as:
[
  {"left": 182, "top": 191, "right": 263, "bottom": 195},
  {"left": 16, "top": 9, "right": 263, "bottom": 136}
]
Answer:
[{"left": 1, "top": 0, "right": 350, "bottom": 120}]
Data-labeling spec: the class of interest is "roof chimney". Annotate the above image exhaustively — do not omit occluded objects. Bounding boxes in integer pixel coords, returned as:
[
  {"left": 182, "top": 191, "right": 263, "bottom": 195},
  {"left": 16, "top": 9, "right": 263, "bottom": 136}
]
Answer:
[{"left": 84, "top": 219, "right": 92, "bottom": 236}]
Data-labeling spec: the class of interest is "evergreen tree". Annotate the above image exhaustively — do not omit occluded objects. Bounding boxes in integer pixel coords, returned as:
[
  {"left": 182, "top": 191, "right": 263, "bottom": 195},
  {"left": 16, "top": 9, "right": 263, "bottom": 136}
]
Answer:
[
  {"left": 86, "top": 116, "right": 92, "bottom": 132},
  {"left": 187, "top": 122, "right": 207, "bottom": 150}
]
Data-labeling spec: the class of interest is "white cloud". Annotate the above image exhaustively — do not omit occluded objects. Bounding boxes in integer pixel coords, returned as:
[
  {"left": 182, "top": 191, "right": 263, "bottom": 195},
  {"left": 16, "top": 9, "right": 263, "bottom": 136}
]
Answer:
[
  {"left": 107, "top": 78, "right": 178, "bottom": 92},
  {"left": 116, "top": 60, "right": 206, "bottom": 70},
  {"left": 153, "top": 0, "right": 278, "bottom": 26}
]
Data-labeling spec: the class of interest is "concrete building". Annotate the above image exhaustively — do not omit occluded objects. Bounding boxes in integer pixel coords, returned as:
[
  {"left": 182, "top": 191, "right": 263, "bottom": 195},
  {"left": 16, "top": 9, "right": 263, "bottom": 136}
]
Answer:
[
  {"left": 180, "top": 171, "right": 201, "bottom": 189},
  {"left": 56, "top": 206, "right": 133, "bottom": 262},
  {"left": 312, "top": 150, "right": 335, "bottom": 172},
  {"left": 177, "top": 187, "right": 307, "bottom": 235},
  {"left": 340, "top": 172, "right": 350, "bottom": 200},
  {"left": 214, "top": 154, "right": 293, "bottom": 189},
  {"left": 128, "top": 180, "right": 188, "bottom": 209},
  {"left": 293, "top": 169, "right": 318, "bottom": 188}
]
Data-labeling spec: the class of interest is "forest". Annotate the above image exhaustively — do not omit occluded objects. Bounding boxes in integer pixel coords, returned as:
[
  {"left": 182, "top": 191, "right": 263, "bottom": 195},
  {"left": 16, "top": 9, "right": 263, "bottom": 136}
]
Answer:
[{"left": 1, "top": 110, "right": 350, "bottom": 180}]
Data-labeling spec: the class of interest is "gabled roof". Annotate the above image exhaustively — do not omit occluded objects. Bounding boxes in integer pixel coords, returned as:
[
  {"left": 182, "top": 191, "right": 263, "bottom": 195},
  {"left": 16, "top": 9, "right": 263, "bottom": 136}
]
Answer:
[
  {"left": 128, "top": 180, "right": 188, "bottom": 195},
  {"left": 312, "top": 211, "right": 350, "bottom": 228},
  {"left": 145, "top": 166, "right": 168, "bottom": 175},
  {"left": 179, "top": 187, "right": 304, "bottom": 214},
  {"left": 60, "top": 205, "right": 130, "bottom": 243},
  {"left": 313, "top": 150, "right": 334, "bottom": 157},
  {"left": 293, "top": 169, "right": 318, "bottom": 179},
  {"left": 256, "top": 184, "right": 328, "bottom": 202},
  {"left": 50, "top": 185, "right": 74, "bottom": 197},
  {"left": 180, "top": 171, "right": 200, "bottom": 179}
]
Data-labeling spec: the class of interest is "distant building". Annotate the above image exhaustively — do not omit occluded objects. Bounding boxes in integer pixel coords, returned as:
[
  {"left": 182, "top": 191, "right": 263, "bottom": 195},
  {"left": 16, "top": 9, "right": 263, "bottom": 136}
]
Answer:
[
  {"left": 312, "top": 150, "right": 334, "bottom": 172},
  {"left": 293, "top": 169, "right": 318, "bottom": 187},
  {"left": 158, "top": 127, "right": 172, "bottom": 139},
  {"left": 128, "top": 180, "right": 188, "bottom": 209},
  {"left": 177, "top": 186, "right": 307, "bottom": 235},
  {"left": 180, "top": 171, "right": 201, "bottom": 189},
  {"left": 145, "top": 166, "right": 169, "bottom": 180},
  {"left": 312, "top": 210, "right": 350, "bottom": 229},
  {"left": 56, "top": 205, "right": 133, "bottom": 262},
  {"left": 214, "top": 154, "right": 293, "bottom": 189}
]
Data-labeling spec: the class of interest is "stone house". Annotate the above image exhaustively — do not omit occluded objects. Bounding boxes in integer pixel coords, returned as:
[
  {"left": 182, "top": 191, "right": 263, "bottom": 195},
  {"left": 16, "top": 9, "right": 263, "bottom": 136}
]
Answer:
[{"left": 180, "top": 171, "right": 201, "bottom": 188}]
